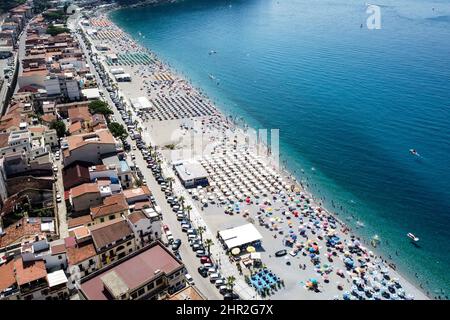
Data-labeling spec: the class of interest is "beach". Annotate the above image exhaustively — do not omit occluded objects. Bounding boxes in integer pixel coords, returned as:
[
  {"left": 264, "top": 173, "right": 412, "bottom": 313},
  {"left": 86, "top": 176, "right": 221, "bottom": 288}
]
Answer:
[{"left": 77, "top": 5, "right": 431, "bottom": 300}]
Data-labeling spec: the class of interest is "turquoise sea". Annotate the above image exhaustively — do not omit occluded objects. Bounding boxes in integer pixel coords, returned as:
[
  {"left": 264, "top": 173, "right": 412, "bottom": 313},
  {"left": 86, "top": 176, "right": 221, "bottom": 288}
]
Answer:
[{"left": 111, "top": 0, "right": 450, "bottom": 298}]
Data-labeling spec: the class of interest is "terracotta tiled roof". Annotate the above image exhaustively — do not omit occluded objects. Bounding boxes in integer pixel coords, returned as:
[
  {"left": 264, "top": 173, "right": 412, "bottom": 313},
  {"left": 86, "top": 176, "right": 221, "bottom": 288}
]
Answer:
[
  {"left": 66, "top": 243, "right": 96, "bottom": 265},
  {"left": 50, "top": 243, "right": 67, "bottom": 255},
  {"left": 68, "top": 106, "right": 91, "bottom": 123},
  {"left": 67, "top": 215, "right": 93, "bottom": 229},
  {"left": 65, "top": 129, "right": 116, "bottom": 152},
  {"left": 68, "top": 121, "right": 83, "bottom": 134},
  {"left": 0, "top": 218, "right": 42, "bottom": 249},
  {"left": 127, "top": 211, "right": 147, "bottom": 225},
  {"left": 14, "top": 258, "right": 47, "bottom": 286},
  {"left": 0, "top": 259, "right": 16, "bottom": 291},
  {"left": 122, "top": 186, "right": 152, "bottom": 200},
  {"left": 41, "top": 113, "right": 56, "bottom": 123},
  {"left": 70, "top": 183, "right": 99, "bottom": 198},
  {"left": 90, "top": 193, "right": 128, "bottom": 219}
]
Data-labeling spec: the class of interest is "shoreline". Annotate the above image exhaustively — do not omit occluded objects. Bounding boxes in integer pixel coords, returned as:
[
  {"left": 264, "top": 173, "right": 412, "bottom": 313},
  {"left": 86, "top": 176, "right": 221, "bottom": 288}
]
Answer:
[{"left": 88, "top": 4, "right": 430, "bottom": 299}]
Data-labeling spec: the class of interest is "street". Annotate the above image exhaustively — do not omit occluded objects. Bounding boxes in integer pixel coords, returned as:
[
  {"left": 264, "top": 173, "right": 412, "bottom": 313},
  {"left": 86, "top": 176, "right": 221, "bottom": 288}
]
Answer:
[{"left": 73, "top": 22, "right": 223, "bottom": 300}]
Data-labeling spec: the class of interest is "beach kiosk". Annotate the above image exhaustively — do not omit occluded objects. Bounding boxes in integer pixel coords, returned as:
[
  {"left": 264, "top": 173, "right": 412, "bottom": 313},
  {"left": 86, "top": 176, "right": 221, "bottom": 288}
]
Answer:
[
  {"left": 130, "top": 97, "right": 153, "bottom": 112},
  {"left": 218, "top": 223, "right": 263, "bottom": 251},
  {"left": 173, "top": 160, "right": 209, "bottom": 189}
]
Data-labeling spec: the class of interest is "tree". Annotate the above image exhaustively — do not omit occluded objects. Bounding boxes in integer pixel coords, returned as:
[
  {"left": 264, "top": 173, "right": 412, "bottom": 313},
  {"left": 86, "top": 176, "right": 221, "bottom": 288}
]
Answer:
[
  {"left": 50, "top": 120, "right": 66, "bottom": 138},
  {"left": 46, "top": 26, "right": 70, "bottom": 36},
  {"left": 178, "top": 196, "right": 185, "bottom": 210},
  {"left": 88, "top": 100, "right": 113, "bottom": 116},
  {"left": 197, "top": 226, "right": 205, "bottom": 243},
  {"left": 226, "top": 276, "right": 236, "bottom": 292},
  {"left": 185, "top": 205, "right": 192, "bottom": 222},
  {"left": 108, "top": 122, "right": 128, "bottom": 139},
  {"left": 204, "top": 239, "right": 214, "bottom": 257}
]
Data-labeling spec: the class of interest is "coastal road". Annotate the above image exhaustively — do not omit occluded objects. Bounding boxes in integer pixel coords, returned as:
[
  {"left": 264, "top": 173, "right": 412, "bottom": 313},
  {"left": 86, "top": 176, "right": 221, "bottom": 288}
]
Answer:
[{"left": 75, "top": 24, "right": 223, "bottom": 300}]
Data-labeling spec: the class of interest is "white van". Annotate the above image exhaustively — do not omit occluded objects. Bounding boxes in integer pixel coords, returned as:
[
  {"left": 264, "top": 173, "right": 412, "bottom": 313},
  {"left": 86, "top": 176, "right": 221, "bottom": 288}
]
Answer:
[{"left": 185, "top": 273, "right": 194, "bottom": 285}]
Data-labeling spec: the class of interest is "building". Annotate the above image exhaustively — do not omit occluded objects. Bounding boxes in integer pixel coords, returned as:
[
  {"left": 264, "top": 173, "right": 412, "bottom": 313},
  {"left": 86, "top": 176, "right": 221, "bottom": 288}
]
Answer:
[
  {"left": 173, "top": 160, "right": 209, "bottom": 189},
  {"left": 62, "top": 129, "right": 119, "bottom": 167},
  {"left": 101, "top": 154, "right": 133, "bottom": 189},
  {"left": 88, "top": 164, "right": 122, "bottom": 194},
  {"left": 65, "top": 236, "right": 99, "bottom": 284},
  {"left": 218, "top": 223, "right": 263, "bottom": 251},
  {"left": 78, "top": 242, "right": 186, "bottom": 300},
  {"left": 69, "top": 183, "right": 102, "bottom": 213},
  {"left": 167, "top": 285, "right": 206, "bottom": 300},
  {"left": 126, "top": 208, "right": 161, "bottom": 248},
  {"left": 0, "top": 257, "right": 70, "bottom": 300},
  {"left": 130, "top": 97, "right": 153, "bottom": 112},
  {"left": 122, "top": 186, "right": 151, "bottom": 205},
  {"left": 62, "top": 162, "right": 91, "bottom": 190},
  {"left": 44, "top": 72, "right": 81, "bottom": 101},
  {"left": 89, "top": 218, "right": 135, "bottom": 268},
  {"left": 90, "top": 193, "right": 129, "bottom": 225}
]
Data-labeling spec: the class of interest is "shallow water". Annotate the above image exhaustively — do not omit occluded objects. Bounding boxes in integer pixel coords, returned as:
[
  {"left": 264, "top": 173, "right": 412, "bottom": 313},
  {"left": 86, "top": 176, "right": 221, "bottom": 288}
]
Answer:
[{"left": 111, "top": 0, "right": 450, "bottom": 297}]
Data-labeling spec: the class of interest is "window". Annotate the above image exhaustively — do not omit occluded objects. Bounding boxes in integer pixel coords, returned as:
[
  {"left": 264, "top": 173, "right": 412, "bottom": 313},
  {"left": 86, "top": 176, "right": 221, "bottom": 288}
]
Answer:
[
  {"left": 100, "top": 218, "right": 105, "bottom": 223},
  {"left": 109, "top": 215, "right": 115, "bottom": 220},
  {"left": 147, "top": 282, "right": 154, "bottom": 290},
  {"left": 131, "top": 292, "right": 138, "bottom": 299},
  {"left": 156, "top": 278, "right": 163, "bottom": 286},
  {"left": 58, "top": 255, "right": 62, "bottom": 260},
  {"left": 138, "top": 288, "right": 145, "bottom": 296}
]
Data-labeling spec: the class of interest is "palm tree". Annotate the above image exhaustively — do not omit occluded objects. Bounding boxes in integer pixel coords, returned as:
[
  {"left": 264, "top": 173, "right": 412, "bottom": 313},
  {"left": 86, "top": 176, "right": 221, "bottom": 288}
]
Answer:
[
  {"left": 226, "top": 276, "right": 236, "bottom": 292},
  {"left": 204, "top": 239, "right": 214, "bottom": 257},
  {"left": 197, "top": 226, "right": 205, "bottom": 243},
  {"left": 185, "top": 205, "right": 192, "bottom": 222},
  {"left": 178, "top": 196, "right": 185, "bottom": 210}
]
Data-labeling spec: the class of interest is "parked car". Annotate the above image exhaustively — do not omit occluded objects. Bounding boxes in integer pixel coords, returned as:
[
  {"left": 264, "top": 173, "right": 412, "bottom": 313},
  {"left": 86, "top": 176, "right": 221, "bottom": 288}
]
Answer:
[
  {"left": 172, "top": 239, "right": 182, "bottom": 251},
  {"left": 223, "top": 293, "right": 240, "bottom": 300},
  {"left": 196, "top": 250, "right": 207, "bottom": 257},
  {"left": 209, "top": 273, "right": 221, "bottom": 283},
  {"left": 219, "top": 285, "right": 230, "bottom": 295},
  {"left": 181, "top": 224, "right": 191, "bottom": 232},
  {"left": 56, "top": 193, "right": 62, "bottom": 203},
  {"left": 185, "top": 274, "right": 195, "bottom": 285},
  {"left": 197, "top": 266, "right": 208, "bottom": 278},
  {"left": 200, "top": 256, "right": 212, "bottom": 264},
  {"left": 215, "top": 278, "right": 226, "bottom": 288}
]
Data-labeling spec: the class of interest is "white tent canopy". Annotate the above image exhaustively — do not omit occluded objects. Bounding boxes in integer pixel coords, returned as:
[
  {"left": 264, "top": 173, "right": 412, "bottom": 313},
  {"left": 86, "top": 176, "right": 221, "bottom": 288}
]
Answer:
[{"left": 219, "top": 223, "right": 263, "bottom": 249}]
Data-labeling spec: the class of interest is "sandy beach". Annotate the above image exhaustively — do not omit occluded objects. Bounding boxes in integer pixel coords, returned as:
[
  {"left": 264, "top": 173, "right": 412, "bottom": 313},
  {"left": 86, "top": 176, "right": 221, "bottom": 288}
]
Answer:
[{"left": 79, "top": 8, "right": 429, "bottom": 300}]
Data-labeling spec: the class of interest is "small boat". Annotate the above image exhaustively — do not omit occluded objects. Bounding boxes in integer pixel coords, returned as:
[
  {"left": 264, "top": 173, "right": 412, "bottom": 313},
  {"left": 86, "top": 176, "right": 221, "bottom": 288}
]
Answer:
[
  {"left": 208, "top": 74, "right": 215, "bottom": 80},
  {"left": 208, "top": 50, "right": 217, "bottom": 55},
  {"left": 409, "top": 149, "right": 420, "bottom": 157},
  {"left": 407, "top": 233, "right": 419, "bottom": 242}
]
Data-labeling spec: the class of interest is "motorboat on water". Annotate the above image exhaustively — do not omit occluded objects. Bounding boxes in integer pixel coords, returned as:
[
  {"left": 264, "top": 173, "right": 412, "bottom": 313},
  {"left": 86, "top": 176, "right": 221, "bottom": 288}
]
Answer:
[
  {"left": 208, "top": 74, "right": 215, "bottom": 80},
  {"left": 209, "top": 50, "right": 217, "bottom": 55},
  {"left": 409, "top": 149, "right": 420, "bottom": 157},
  {"left": 407, "top": 233, "right": 419, "bottom": 242}
]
